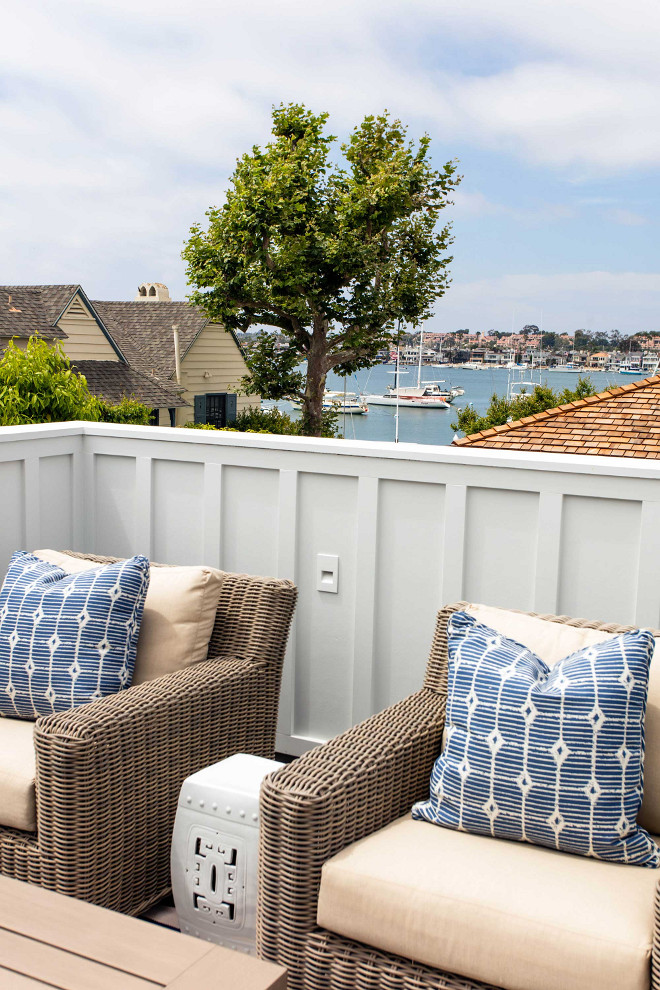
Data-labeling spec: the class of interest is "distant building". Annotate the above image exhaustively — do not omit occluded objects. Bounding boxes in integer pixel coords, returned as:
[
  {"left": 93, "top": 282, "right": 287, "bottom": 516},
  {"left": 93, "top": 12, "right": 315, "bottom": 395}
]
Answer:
[
  {"left": 453, "top": 375, "right": 660, "bottom": 458},
  {"left": 588, "top": 351, "right": 612, "bottom": 368},
  {"left": 0, "top": 283, "right": 257, "bottom": 427}
]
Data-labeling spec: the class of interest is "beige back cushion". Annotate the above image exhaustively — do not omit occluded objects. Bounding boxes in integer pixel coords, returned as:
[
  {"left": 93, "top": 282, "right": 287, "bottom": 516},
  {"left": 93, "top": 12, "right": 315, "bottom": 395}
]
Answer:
[
  {"left": 465, "top": 603, "right": 660, "bottom": 834},
  {"left": 34, "top": 550, "right": 225, "bottom": 684}
]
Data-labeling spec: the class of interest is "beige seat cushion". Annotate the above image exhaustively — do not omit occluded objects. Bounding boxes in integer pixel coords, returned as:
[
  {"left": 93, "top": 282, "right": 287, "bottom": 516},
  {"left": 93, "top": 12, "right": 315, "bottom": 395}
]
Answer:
[
  {"left": 318, "top": 816, "right": 660, "bottom": 990},
  {"left": 34, "top": 550, "right": 225, "bottom": 685},
  {"left": 0, "top": 719, "right": 36, "bottom": 831},
  {"left": 465, "top": 603, "right": 660, "bottom": 834}
]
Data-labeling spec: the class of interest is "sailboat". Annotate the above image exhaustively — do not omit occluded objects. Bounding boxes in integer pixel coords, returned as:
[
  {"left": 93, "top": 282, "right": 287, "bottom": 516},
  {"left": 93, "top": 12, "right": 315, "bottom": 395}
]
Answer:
[
  {"left": 290, "top": 391, "right": 368, "bottom": 414},
  {"left": 366, "top": 329, "right": 455, "bottom": 409}
]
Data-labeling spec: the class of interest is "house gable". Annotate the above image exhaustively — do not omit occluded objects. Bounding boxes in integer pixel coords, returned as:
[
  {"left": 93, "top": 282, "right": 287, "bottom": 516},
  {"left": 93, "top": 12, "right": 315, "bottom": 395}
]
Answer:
[
  {"left": 57, "top": 289, "right": 124, "bottom": 363},
  {"left": 177, "top": 322, "right": 252, "bottom": 425}
]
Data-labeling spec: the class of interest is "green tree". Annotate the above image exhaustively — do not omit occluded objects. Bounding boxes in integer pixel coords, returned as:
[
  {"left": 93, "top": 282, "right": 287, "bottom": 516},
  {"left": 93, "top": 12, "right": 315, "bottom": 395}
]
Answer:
[
  {"left": 451, "top": 377, "right": 597, "bottom": 437},
  {"left": 0, "top": 337, "right": 151, "bottom": 426},
  {"left": 183, "top": 103, "right": 459, "bottom": 436}
]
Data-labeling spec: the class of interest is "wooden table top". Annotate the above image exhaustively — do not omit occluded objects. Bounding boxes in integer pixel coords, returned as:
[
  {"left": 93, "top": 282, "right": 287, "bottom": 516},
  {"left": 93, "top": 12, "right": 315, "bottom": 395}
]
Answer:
[{"left": 0, "top": 877, "right": 286, "bottom": 989}]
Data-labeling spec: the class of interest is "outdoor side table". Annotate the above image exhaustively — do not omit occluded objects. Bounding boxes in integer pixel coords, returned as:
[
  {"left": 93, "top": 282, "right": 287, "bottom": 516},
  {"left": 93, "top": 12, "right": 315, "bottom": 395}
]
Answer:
[{"left": 0, "top": 876, "right": 286, "bottom": 989}]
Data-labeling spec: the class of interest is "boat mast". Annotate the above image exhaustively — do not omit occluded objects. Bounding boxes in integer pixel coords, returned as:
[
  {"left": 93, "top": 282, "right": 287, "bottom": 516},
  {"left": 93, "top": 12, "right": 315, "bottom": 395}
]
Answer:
[
  {"left": 417, "top": 326, "right": 423, "bottom": 389},
  {"left": 395, "top": 343, "right": 401, "bottom": 443}
]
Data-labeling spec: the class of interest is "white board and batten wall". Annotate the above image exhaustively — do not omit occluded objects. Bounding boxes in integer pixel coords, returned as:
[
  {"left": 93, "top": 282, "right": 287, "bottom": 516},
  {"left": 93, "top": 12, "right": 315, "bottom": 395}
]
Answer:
[{"left": 1, "top": 422, "right": 659, "bottom": 755}]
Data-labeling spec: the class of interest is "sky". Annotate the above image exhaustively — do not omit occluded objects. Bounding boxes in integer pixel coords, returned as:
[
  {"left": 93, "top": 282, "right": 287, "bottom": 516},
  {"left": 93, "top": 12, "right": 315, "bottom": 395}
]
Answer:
[{"left": 1, "top": 0, "right": 659, "bottom": 333}]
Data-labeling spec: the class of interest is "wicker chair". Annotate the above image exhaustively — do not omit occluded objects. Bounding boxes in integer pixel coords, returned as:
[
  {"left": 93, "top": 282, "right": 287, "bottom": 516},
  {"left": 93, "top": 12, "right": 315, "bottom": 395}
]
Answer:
[
  {"left": 257, "top": 601, "right": 660, "bottom": 990},
  {"left": 0, "top": 553, "right": 296, "bottom": 917}
]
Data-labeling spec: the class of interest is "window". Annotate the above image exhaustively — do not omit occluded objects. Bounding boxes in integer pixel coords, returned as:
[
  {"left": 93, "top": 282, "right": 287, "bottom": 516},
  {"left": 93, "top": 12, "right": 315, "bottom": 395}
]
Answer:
[{"left": 194, "top": 393, "right": 237, "bottom": 428}]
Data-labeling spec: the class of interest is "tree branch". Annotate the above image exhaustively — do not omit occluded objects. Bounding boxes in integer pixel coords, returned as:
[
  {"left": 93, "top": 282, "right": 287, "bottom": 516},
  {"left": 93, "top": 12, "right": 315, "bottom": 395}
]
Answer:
[
  {"left": 324, "top": 348, "right": 370, "bottom": 371},
  {"left": 262, "top": 235, "right": 275, "bottom": 272}
]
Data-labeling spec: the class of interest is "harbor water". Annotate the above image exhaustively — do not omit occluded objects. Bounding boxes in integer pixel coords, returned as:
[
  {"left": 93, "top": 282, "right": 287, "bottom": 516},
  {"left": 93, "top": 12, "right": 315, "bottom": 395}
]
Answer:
[{"left": 271, "top": 365, "right": 651, "bottom": 446}]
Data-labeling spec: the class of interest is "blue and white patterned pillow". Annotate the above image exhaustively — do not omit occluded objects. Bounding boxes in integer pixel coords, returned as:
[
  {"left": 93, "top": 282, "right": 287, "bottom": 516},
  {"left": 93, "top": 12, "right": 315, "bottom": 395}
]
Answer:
[
  {"left": 0, "top": 551, "right": 150, "bottom": 719},
  {"left": 413, "top": 610, "right": 660, "bottom": 867}
]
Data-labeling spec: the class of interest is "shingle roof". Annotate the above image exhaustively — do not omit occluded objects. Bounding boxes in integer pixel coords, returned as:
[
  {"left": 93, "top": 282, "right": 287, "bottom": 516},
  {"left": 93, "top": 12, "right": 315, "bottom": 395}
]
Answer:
[
  {"left": 92, "top": 300, "right": 209, "bottom": 380},
  {"left": 0, "top": 286, "right": 76, "bottom": 339},
  {"left": 453, "top": 376, "right": 660, "bottom": 458},
  {"left": 72, "top": 361, "right": 187, "bottom": 409}
]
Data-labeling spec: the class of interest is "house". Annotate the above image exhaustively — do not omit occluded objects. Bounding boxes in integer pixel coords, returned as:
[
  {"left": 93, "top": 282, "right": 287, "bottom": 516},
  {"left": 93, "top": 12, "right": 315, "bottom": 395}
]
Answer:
[
  {"left": 0, "top": 283, "right": 256, "bottom": 427},
  {"left": 453, "top": 374, "right": 660, "bottom": 458}
]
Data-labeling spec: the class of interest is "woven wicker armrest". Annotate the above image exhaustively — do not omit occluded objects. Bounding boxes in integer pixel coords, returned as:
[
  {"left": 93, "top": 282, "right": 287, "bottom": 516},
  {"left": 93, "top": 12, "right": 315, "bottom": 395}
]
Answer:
[
  {"left": 33, "top": 653, "right": 273, "bottom": 914},
  {"left": 257, "top": 686, "right": 446, "bottom": 974},
  {"left": 61, "top": 554, "right": 297, "bottom": 673}
]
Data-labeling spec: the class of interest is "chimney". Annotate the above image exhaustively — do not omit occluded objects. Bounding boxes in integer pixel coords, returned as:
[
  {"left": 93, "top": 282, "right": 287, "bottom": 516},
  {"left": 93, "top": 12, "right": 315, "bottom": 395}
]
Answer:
[{"left": 135, "top": 282, "right": 171, "bottom": 302}]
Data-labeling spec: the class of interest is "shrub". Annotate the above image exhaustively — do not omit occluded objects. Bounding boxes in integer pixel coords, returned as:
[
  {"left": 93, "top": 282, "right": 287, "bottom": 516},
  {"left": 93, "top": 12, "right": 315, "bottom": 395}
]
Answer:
[
  {"left": 98, "top": 397, "right": 152, "bottom": 425},
  {"left": 0, "top": 337, "right": 152, "bottom": 426},
  {"left": 451, "top": 377, "right": 598, "bottom": 436},
  {"left": 182, "top": 406, "right": 338, "bottom": 438}
]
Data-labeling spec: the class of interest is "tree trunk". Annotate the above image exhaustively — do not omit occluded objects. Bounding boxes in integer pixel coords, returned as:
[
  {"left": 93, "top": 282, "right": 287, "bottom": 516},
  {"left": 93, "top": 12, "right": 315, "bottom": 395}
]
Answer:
[{"left": 302, "top": 327, "right": 327, "bottom": 437}]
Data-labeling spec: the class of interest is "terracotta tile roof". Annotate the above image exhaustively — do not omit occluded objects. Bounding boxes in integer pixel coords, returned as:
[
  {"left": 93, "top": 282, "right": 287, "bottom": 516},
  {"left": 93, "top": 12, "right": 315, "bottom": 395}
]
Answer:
[
  {"left": 72, "top": 361, "right": 187, "bottom": 409},
  {"left": 453, "top": 376, "right": 660, "bottom": 458},
  {"left": 0, "top": 286, "right": 75, "bottom": 339}
]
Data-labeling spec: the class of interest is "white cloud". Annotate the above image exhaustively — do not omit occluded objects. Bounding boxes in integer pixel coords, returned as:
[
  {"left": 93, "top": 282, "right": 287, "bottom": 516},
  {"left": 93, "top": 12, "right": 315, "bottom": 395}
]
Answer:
[
  {"left": 447, "top": 64, "right": 660, "bottom": 169},
  {"left": 0, "top": 0, "right": 658, "bottom": 302},
  {"left": 431, "top": 271, "right": 660, "bottom": 333}
]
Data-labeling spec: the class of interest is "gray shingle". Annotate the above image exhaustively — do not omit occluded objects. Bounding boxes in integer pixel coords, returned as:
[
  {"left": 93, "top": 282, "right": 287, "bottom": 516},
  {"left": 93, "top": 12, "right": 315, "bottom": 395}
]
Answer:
[
  {"left": 72, "top": 361, "right": 187, "bottom": 409},
  {"left": 92, "top": 300, "right": 209, "bottom": 381},
  {"left": 0, "top": 286, "right": 75, "bottom": 339}
]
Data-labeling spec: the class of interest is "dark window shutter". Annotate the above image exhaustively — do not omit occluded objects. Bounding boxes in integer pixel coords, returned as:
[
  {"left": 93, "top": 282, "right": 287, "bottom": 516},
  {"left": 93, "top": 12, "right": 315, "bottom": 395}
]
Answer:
[
  {"left": 226, "top": 393, "right": 237, "bottom": 424},
  {"left": 194, "top": 395, "right": 206, "bottom": 423}
]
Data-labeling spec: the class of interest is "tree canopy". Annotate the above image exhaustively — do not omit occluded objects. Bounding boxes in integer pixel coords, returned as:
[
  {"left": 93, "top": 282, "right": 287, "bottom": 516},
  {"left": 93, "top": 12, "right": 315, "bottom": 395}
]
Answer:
[
  {"left": 0, "top": 337, "right": 151, "bottom": 426},
  {"left": 183, "top": 102, "right": 459, "bottom": 435},
  {"left": 451, "top": 377, "right": 598, "bottom": 436}
]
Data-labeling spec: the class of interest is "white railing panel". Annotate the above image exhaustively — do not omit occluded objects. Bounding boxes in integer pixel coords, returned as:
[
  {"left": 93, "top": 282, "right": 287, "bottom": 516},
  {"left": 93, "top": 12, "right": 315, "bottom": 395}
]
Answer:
[
  {"left": 463, "top": 487, "right": 540, "bottom": 611},
  {"left": 558, "top": 494, "right": 642, "bottom": 624},
  {"left": 2, "top": 423, "right": 660, "bottom": 753},
  {"left": 220, "top": 465, "right": 280, "bottom": 577},
  {"left": 373, "top": 479, "right": 445, "bottom": 713},
  {"left": 293, "top": 471, "right": 358, "bottom": 742},
  {"left": 152, "top": 459, "right": 205, "bottom": 565},
  {"left": 0, "top": 460, "right": 25, "bottom": 570},
  {"left": 0, "top": 429, "right": 82, "bottom": 569},
  {"left": 38, "top": 454, "right": 75, "bottom": 552},
  {"left": 93, "top": 454, "right": 137, "bottom": 559}
]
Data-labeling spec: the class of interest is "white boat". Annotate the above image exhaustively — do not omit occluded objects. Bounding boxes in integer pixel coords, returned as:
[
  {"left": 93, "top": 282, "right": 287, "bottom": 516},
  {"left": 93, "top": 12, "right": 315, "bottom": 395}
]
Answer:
[
  {"left": 366, "top": 384, "right": 450, "bottom": 409},
  {"left": 366, "top": 327, "right": 457, "bottom": 409},
  {"left": 291, "top": 391, "right": 368, "bottom": 414}
]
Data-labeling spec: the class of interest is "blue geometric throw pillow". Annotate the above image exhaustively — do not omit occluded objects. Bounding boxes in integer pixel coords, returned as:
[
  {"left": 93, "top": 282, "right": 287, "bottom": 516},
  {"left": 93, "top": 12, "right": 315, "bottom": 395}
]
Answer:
[
  {"left": 0, "top": 551, "right": 150, "bottom": 719},
  {"left": 413, "top": 610, "right": 660, "bottom": 867}
]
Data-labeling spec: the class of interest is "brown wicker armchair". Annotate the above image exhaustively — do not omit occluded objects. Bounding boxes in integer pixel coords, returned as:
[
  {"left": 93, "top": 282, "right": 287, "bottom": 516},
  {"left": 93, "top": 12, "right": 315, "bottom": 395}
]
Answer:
[
  {"left": 257, "top": 602, "right": 660, "bottom": 990},
  {"left": 0, "top": 554, "right": 296, "bottom": 917}
]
